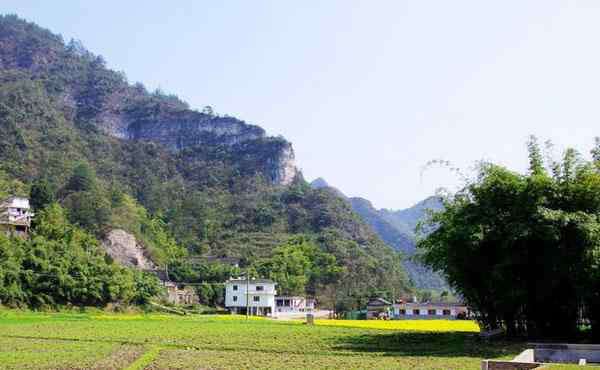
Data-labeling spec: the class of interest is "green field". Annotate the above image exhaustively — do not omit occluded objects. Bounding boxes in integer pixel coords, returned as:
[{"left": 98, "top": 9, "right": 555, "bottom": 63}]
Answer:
[{"left": 0, "top": 311, "right": 574, "bottom": 369}]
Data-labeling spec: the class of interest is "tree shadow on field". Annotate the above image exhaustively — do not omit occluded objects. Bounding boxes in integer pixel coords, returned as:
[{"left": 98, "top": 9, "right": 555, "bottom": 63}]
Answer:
[{"left": 330, "top": 331, "right": 525, "bottom": 359}]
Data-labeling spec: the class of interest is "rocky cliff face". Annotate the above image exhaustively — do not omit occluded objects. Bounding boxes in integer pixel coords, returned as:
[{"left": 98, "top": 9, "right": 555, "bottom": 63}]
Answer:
[
  {"left": 270, "top": 144, "right": 297, "bottom": 184},
  {"left": 0, "top": 15, "right": 298, "bottom": 186},
  {"left": 99, "top": 105, "right": 300, "bottom": 184},
  {"left": 101, "top": 105, "right": 298, "bottom": 185},
  {"left": 101, "top": 229, "right": 155, "bottom": 270},
  {"left": 126, "top": 113, "right": 265, "bottom": 150}
]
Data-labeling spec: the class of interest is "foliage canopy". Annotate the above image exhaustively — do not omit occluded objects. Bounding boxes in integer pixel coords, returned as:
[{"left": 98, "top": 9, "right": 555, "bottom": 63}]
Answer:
[{"left": 419, "top": 137, "right": 600, "bottom": 339}]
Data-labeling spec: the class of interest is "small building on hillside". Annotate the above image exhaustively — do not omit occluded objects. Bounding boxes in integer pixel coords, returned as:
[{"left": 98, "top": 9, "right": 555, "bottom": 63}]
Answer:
[
  {"left": 224, "top": 278, "right": 276, "bottom": 316},
  {"left": 144, "top": 269, "right": 199, "bottom": 306},
  {"left": 164, "top": 281, "right": 199, "bottom": 305},
  {"left": 391, "top": 301, "right": 468, "bottom": 320},
  {"left": 0, "top": 197, "right": 34, "bottom": 236},
  {"left": 366, "top": 297, "right": 392, "bottom": 319},
  {"left": 275, "top": 296, "right": 316, "bottom": 314}
]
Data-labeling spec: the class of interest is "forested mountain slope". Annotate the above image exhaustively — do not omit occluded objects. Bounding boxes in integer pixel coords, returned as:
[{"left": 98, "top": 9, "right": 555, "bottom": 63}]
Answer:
[
  {"left": 350, "top": 196, "right": 447, "bottom": 290},
  {"left": 0, "top": 15, "right": 411, "bottom": 307},
  {"left": 310, "top": 178, "right": 446, "bottom": 290},
  {"left": 379, "top": 196, "right": 444, "bottom": 238}
]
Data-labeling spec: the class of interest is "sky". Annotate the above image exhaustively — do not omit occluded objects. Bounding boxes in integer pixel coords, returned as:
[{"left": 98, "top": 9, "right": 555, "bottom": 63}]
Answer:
[{"left": 5, "top": 1, "right": 600, "bottom": 209}]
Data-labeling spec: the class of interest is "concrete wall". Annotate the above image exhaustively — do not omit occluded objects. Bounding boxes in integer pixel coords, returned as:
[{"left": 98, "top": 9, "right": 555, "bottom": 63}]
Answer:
[
  {"left": 480, "top": 360, "right": 541, "bottom": 370},
  {"left": 530, "top": 343, "right": 600, "bottom": 363}
]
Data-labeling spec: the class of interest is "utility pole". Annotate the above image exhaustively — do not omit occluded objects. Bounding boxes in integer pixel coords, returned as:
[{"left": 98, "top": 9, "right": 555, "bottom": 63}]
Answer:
[{"left": 246, "top": 270, "right": 250, "bottom": 319}]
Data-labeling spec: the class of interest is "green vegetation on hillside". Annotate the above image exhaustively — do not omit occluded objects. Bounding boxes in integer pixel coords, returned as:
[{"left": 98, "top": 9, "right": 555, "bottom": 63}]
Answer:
[
  {"left": 0, "top": 203, "right": 163, "bottom": 308},
  {"left": 0, "top": 14, "right": 412, "bottom": 308}
]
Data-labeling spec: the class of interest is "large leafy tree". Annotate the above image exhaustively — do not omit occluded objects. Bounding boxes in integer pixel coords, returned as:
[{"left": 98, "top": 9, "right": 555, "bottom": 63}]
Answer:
[
  {"left": 418, "top": 137, "right": 600, "bottom": 339},
  {"left": 29, "top": 177, "right": 55, "bottom": 211},
  {"left": 65, "top": 162, "right": 96, "bottom": 193},
  {"left": 256, "top": 236, "right": 343, "bottom": 296}
]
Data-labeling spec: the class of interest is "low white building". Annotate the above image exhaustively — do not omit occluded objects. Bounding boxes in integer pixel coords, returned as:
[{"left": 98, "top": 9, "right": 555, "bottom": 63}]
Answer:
[
  {"left": 225, "top": 278, "right": 276, "bottom": 316},
  {"left": 391, "top": 302, "right": 467, "bottom": 319},
  {"left": 0, "top": 196, "right": 34, "bottom": 235},
  {"left": 275, "top": 296, "right": 315, "bottom": 313}
]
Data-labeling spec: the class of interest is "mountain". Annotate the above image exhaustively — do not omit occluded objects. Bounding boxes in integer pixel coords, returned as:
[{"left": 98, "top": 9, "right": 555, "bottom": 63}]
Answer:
[
  {"left": 309, "top": 177, "right": 347, "bottom": 199},
  {"left": 350, "top": 196, "right": 447, "bottom": 290},
  {"left": 348, "top": 197, "right": 414, "bottom": 255},
  {"left": 0, "top": 15, "right": 411, "bottom": 303},
  {"left": 310, "top": 178, "right": 446, "bottom": 290},
  {"left": 380, "top": 196, "right": 444, "bottom": 238}
]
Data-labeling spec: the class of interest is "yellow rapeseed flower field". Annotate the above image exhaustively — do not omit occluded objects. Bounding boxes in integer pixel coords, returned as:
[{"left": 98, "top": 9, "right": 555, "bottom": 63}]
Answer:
[{"left": 314, "top": 319, "right": 480, "bottom": 332}]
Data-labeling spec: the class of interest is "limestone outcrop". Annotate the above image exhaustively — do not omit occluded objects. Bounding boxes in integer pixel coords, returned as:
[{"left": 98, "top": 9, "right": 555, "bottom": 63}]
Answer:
[{"left": 101, "top": 229, "right": 155, "bottom": 270}]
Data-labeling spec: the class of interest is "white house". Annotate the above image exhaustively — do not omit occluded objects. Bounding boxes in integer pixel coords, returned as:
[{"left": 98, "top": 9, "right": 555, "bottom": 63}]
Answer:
[
  {"left": 0, "top": 197, "right": 34, "bottom": 235},
  {"left": 225, "top": 278, "right": 276, "bottom": 316},
  {"left": 275, "top": 296, "right": 315, "bottom": 313}
]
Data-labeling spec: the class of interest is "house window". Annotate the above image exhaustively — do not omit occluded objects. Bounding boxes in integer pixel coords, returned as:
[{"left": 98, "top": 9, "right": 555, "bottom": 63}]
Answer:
[
  {"left": 253, "top": 296, "right": 260, "bottom": 302},
  {"left": 233, "top": 296, "right": 238, "bottom": 302},
  {"left": 284, "top": 299, "right": 290, "bottom": 306},
  {"left": 413, "top": 309, "right": 420, "bottom": 315},
  {"left": 256, "top": 286, "right": 264, "bottom": 291},
  {"left": 428, "top": 309, "right": 436, "bottom": 315},
  {"left": 276, "top": 299, "right": 283, "bottom": 307},
  {"left": 398, "top": 309, "right": 406, "bottom": 315},
  {"left": 232, "top": 285, "right": 238, "bottom": 291},
  {"left": 443, "top": 309, "right": 451, "bottom": 315}
]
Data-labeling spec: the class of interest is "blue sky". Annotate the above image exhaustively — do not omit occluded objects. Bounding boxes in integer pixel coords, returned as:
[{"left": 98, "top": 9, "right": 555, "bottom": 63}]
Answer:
[{"left": 5, "top": 1, "right": 600, "bottom": 209}]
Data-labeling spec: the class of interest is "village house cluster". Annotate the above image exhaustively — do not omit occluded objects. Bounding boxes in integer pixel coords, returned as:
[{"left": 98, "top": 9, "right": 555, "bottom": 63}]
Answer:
[
  {"left": 223, "top": 279, "right": 468, "bottom": 320},
  {"left": 366, "top": 297, "right": 468, "bottom": 320}
]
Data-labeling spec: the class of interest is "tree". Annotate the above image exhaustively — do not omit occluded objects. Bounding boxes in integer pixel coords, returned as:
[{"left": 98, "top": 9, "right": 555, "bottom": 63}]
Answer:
[
  {"left": 30, "top": 178, "right": 55, "bottom": 210},
  {"left": 65, "top": 163, "right": 96, "bottom": 193},
  {"left": 255, "top": 236, "right": 343, "bottom": 296},
  {"left": 63, "top": 190, "right": 111, "bottom": 235},
  {"left": 259, "top": 243, "right": 311, "bottom": 295},
  {"left": 0, "top": 170, "right": 28, "bottom": 199},
  {"left": 131, "top": 271, "right": 163, "bottom": 305},
  {"left": 527, "top": 135, "right": 545, "bottom": 176},
  {"left": 418, "top": 141, "right": 600, "bottom": 339}
]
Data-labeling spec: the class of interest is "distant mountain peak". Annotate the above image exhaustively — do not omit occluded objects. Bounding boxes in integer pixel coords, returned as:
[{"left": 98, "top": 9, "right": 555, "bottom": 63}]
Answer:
[
  {"left": 310, "top": 177, "right": 330, "bottom": 189},
  {"left": 348, "top": 196, "right": 375, "bottom": 210},
  {"left": 309, "top": 177, "right": 347, "bottom": 199}
]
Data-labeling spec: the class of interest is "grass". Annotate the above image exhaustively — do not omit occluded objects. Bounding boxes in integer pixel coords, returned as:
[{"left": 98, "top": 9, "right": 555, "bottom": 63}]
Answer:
[
  {"left": 0, "top": 336, "right": 142, "bottom": 370},
  {"left": 0, "top": 310, "right": 555, "bottom": 369}
]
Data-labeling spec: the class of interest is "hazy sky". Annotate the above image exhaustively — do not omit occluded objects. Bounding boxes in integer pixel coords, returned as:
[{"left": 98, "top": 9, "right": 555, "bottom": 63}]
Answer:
[{"left": 5, "top": 1, "right": 600, "bottom": 209}]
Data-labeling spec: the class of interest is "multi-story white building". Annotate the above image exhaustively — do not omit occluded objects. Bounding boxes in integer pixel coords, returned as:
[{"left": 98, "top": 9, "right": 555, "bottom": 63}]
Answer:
[
  {"left": 224, "top": 278, "right": 276, "bottom": 316},
  {"left": 0, "top": 197, "right": 34, "bottom": 236}
]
